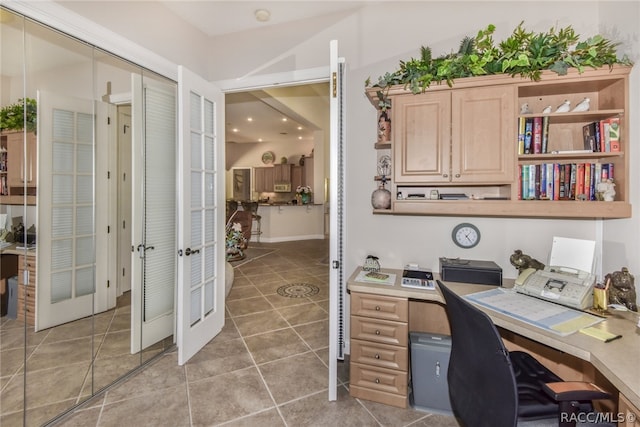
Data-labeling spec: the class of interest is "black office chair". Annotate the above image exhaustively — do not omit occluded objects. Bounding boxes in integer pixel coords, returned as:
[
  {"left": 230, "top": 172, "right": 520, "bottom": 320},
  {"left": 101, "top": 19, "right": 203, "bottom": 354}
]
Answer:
[{"left": 437, "top": 281, "right": 612, "bottom": 427}]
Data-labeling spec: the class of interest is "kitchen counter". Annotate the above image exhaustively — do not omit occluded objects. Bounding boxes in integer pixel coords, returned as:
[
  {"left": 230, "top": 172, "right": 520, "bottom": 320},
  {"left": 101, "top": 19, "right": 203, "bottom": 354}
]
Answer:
[{"left": 256, "top": 203, "right": 324, "bottom": 242}]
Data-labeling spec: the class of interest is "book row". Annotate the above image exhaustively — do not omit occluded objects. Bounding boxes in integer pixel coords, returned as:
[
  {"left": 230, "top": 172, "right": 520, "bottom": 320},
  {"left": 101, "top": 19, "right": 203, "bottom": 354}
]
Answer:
[
  {"left": 582, "top": 118, "right": 621, "bottom": 153},
  {"left": 517, "top": 116, "right": 621, "bottom": 155},
  {"left": 518, "top": 162, "right": 614, "bottom": 201}
]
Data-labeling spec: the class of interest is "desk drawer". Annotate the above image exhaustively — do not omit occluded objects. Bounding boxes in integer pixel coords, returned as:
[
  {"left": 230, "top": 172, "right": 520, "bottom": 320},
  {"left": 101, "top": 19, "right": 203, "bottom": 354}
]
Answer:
[
  {"left": 18, "top": 284, "right": 35, "bottom": 303},
  {"left": 350, "top": 362, "right": 408, "bottom": 397},
  {"left": 351, "top": 316, "right": 408, "bottom": 347},
  {"left": 351, "top": 292, "right": 408, "bottom": 322},
  {"left": 351, "top": 339, "right": 408, "bottom": 371}
]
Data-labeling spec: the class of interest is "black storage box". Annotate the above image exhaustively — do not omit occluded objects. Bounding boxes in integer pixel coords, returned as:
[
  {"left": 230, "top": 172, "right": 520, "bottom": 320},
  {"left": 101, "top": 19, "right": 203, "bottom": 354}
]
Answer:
[{"left": 439, "top": 257, "right": 502, "bottom": 286}]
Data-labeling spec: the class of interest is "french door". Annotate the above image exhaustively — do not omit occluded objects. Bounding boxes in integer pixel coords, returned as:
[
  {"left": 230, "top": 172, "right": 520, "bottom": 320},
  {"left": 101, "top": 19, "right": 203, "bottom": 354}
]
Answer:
[{"left": 176, "top": 66, "right": 225, "bottom": 365}]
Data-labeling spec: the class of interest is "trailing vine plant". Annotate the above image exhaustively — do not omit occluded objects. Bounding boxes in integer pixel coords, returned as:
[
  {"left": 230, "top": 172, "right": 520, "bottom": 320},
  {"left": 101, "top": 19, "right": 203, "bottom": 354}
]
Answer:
[{"left": 365, "top": 22, "right": 632, "bottom": 107}]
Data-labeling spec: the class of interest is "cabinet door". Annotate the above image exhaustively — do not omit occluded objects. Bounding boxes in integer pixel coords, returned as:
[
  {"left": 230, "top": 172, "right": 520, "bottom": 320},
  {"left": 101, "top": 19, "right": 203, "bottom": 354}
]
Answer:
[
  {"left": 393, "top": 92, "right": 451, "bottom": 183},
  {"left": 451, "top": 85, "right": 515, "bottom": 183},
  {"left": 254, "top": 167, "right": 265, "bottom": 192},
  {"left": 291, "top": 165, "right": 303, "bottom": 190},
  {"left": 6, "top": 132, "right": 37, "bottom": 191},
  {"left": 274, "top": 163, "right": 292, "bottom": 183}
]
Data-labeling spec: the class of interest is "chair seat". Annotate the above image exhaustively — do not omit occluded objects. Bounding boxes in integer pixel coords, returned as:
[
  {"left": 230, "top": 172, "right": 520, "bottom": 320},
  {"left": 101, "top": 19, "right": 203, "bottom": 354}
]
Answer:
[{"left": 510, "top": 351, "right": 563, "bottom": 419}]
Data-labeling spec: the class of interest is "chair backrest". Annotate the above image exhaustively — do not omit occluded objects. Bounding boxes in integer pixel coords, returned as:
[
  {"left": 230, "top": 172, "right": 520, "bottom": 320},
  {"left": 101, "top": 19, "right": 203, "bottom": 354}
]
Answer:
[{"left": 438, "top": 282, "right": 518, "bottom": 427}]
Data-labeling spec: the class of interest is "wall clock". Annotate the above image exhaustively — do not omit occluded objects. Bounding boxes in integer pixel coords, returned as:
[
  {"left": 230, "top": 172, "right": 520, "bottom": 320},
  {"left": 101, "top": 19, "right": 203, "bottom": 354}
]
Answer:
[
  {"left": 261, "top": 151, "right": 275, "bottom": 164},
  {"left": 452, "top": 223, "right": 480, "bottom": 249}
]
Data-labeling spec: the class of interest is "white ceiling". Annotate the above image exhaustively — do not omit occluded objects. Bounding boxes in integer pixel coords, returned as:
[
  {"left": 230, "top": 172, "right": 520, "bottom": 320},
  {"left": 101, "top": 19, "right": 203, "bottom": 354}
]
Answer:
[{"left": 160, "top": 1, "right": 364, "bottom": 37}]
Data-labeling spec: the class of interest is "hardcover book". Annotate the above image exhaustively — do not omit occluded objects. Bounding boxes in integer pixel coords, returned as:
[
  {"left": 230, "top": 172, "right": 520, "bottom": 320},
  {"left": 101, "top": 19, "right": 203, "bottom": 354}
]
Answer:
[
  {"left": 607, "top": 117, "right": 621, "bottom": 152},
  {"left": 541, "top": 116, "right": 550, "bottom": 154},
  {"left": 532, "top": 117, "right": 542, "bottom": 154},
  {"left": 523, "top": 118, "right": 533, "bottom": 154},
  {"left": 582, "top": 122, "right": 596, "bottom": 151}
]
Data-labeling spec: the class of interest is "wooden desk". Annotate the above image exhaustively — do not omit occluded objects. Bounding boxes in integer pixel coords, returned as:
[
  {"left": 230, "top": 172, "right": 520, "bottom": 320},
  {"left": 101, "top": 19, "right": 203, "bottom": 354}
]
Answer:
[
  {"left": 347, "top": 267, "right": 640, "bottom": 422},
  {"left": 1, "top": 244, "right": 36, "bottom": 325}
]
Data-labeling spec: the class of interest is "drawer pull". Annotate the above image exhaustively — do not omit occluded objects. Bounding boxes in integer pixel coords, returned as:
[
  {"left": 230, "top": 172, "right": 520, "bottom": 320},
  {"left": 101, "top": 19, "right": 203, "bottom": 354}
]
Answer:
[
  {"left": 375, "top": 378, "right": 380, "bottom": 384},
  {"left": 375, "top": 306, "right": 380, "bottom": 311},
  {"left": 375, "top": 330, "right": 381, "bottom": 335},
  {"left": 375, "top": 354, "right": 380, "bottom": 359}
]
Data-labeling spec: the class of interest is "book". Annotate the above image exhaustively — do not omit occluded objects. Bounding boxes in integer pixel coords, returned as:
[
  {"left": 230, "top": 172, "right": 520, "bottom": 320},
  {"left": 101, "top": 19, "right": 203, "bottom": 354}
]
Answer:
[
  {"left": 534, "top": 164, "right": 541, "bottom": 199},
  {"left": 553, "top": 164, "right": 561, "bottom": 200},
  {"left": 569, "top": 164, "right": 577, "bottom": 199},
  {"left": 582, "top": 122, "right": 596, "bottom": 151},
  {"left": 532, "top": 117, "right": 542, "bottom": 154},
  {"left": 607, "top": 117, "right": 621, "bottom": 152},
  {"left": 517, "top": 117, "right": 526, "bottom": 155},
  {"left": 528, "top": 164, "right": 536, "bottom": 199},
  {"left": 558, "top": 164, "right": 566, "bottom": 199},
  {"left": 541, "top": 116, "right": 550, "bottom": 154},
  {"left": 523, "top": 118, "right": 533, "bottom": 154},
  {"left": 539, "top": 163, "right": 547, "bottom": 199},
  {"left": 546, "top": 163, "right": 554, "bottom": 200},
  {"left": 594, "top": 121, "right": 601, "bottom": 152},
  {"left": 576, "top": 163, "right": 585, "bottom": 200},
  {"left": 603, "top": 122, "right": 611, "bottom": 152},
  {"left": 521, "top": 165, "right": 529, "bottom": 199}
]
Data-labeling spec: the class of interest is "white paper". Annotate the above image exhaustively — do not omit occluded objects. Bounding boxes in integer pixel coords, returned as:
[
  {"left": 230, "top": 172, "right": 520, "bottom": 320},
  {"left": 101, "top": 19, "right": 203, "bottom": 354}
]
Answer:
[
  {"left": 549, "top": 236, "right": 595, "bottom": 273},
  {"left": 0, "top": 214, "right": 6, "bottom": 230}
]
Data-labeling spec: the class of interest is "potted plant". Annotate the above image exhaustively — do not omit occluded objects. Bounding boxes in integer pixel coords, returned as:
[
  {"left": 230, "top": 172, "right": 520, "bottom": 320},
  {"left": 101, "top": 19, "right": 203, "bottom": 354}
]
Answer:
[
  {"left": 296, "top": 185, "right": 313, "bottom": 204},
  {"left": 365, "top": 23, "right": 632, "bottom": 106},
  {"left": 0, "top": 98, "right": 37, "bottom": 133}
]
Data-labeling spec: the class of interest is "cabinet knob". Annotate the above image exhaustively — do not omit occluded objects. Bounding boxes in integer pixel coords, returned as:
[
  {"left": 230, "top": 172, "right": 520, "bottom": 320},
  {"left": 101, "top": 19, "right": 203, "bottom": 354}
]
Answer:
[
  {"left": 442, "top": 174, "right": 448, "bottom": 178},
  {"left": 455, "top": 173, "right": 461, "bottom": 178},
  {"left": 375, "top": 378, "right": 380, "bottom": 384},
  {"left": 375, "top": 354, "right": 380, "bottom": 359},
  {"left": 375, "top": 330, "right": 381, "bottom": 335},
  {"left": 375, "top": 306, "right": 380, "bottom": 311}
]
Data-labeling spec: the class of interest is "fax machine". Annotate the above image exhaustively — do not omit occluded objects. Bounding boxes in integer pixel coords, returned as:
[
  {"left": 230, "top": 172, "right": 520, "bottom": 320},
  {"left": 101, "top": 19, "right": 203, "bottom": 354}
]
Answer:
[{"left": 514, "top": 266, "right": 596, "bottom": 310}]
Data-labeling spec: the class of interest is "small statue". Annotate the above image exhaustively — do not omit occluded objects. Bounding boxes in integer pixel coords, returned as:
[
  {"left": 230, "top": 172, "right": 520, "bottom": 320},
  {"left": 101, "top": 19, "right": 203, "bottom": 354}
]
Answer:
[
  {"left": 606, "top": 267, "right": 638, "bottom": 312},
  {"left": 510, "top": 249, "right": 545, "bottom": 274},
  {"left": 596, "top": 179, "right": 615, "bottom": 202}
]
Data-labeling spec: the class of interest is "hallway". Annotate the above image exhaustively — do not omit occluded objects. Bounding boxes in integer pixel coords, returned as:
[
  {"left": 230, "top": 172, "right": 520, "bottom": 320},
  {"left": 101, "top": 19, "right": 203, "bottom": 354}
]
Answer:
[{"left": 54, "top": 239, "right": 456, "bottom": 426}]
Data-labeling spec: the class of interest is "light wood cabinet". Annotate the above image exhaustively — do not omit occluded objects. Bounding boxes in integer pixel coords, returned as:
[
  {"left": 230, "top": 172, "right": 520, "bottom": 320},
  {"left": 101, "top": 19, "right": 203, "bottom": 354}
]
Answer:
[
  {"left": 273, "top": 163, "right": 292, "bottom": 183},
  {"left": 618, "top": 393, "right": 640, "bottom": 427},
  {"left": 368, "top": 65, "right": 631, "bottom": 219},
  {"left": 291, "top": 165, "right": 303, "bottom": 190},
  {"left": 393, "top": 86, "right": 514, "bottom": 185},
  {"left": 17, "top": 254, "right": 36, "bottom": 326},
  {"left": 349, "top": 291, "right": 409, "bottom": 408},
  {"left": 0, "top": 131, "right": 37, "bottom": 205},
  {"left": 254, "top": 166, "right": 274, "bottom": 193}
]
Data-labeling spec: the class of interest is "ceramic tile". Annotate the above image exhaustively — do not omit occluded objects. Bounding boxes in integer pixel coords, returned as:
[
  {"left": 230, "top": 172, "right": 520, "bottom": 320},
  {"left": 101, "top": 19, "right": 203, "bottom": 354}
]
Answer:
[
  {"left": 243, "top": 328, "right": 309, "bottom": 364},
  {"left": 227, "top": 284, "right": 262, "bottom": 301},
  {"left": 258, "top": 351, "right": 328, "bottom": 404},
  {"left": 184, "top": 336, "right": 253, "bottom": 382},
  {"left": 226, "top": 295, "right": 274, "bottom": 317},
  {"left": 294, "top": 319, "right": 329, "bottom": 350},
  {"left": 219, "top": 408, "right": 285, "bottom": 426},
  {"left": 232, "top": 310, "right": 289, "bottom": 337},
  {"left": 277, "top": 302, "right": 328, "bottom": 326},
  {"left": 188, "top": 367, "right": 274, "bottom": 425}
]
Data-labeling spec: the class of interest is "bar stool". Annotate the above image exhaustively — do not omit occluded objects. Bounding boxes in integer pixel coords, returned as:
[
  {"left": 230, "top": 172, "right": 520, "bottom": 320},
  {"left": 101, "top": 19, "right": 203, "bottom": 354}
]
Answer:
[{"left": 244, "top": 201, "right": 262, "bottom": 243}]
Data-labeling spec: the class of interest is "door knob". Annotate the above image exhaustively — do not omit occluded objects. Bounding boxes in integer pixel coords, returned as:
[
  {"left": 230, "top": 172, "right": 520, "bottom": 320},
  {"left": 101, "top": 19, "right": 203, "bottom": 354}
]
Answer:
[{"left": 185, "top": 247, "right": 200, "bottom": 256}]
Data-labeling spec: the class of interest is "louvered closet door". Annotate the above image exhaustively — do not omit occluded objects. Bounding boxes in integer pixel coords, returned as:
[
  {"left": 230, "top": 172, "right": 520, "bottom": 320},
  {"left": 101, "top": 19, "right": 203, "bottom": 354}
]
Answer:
[
  {"left": 130, "top": 76, "right": 177, "bottom": 353},
  {"left": 36, "top": 92, "right": 97, "bottom": 330}
]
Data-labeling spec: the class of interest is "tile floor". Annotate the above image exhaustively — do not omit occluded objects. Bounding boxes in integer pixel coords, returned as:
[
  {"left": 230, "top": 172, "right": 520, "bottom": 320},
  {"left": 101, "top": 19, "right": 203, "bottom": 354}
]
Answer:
[{"left": 51, "top": 239, "right": 458, "bottom": 427}]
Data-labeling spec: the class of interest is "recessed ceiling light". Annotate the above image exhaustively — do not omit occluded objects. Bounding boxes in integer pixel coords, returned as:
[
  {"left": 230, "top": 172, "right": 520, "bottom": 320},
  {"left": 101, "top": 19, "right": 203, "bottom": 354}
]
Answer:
[
  {"left": 258, "top": 138, "right": 263, "bottom": 142},
  {"left": 255, "top": 9, "right": 270, "bottom": 22},
  {"left": 281, "top": 118, "right": 287, "bottom": 122},
  {"left": 298, "top": 136, "right": 302, "bottom": 140},
  {"left": 297, "top": 126, "right": 303, "bottom": 130},
  {"left": 232, "top": 128, "right": 238, "bottom": 133},
  {"left": 247, "top": 117, "right": 253, "bottom": 122}
]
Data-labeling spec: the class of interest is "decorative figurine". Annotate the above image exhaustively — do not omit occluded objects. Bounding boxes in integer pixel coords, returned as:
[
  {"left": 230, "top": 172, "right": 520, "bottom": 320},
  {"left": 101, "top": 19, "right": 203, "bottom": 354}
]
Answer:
[
  {"left": 377, "top": 111, "right": 391, "bottom": 143},
  {"left": 509, "top": 249, "right": 545, "bottom": 274},
  {"left": 371, "top": 176, "right": 391, "bottom": 209},
  {"left": 541, "top": 105, "right": 552, "bottom": 114},
  {"left": 520, "top": 102, "right": 531, "bottom": 114},
  {"left": 606, "top": 267, "right": 638, "bottom": 312},
  {"left": 554, "top": 99, "right": 571, "bottom": 113},
  {"left": 363, "top": 255, "right": 381, "bottom": 272},
  {"left": 571, "top": 97, "right": 590, "bottom": 112},
  {"left": 596, "top": 179, "right": 615, "bottom": 201}
]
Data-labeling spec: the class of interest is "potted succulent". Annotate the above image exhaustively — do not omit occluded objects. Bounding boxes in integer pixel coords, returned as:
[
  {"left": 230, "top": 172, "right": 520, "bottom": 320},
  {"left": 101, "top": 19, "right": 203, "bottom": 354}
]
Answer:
[{"left": 0, "top": 98, "right": 37, "bottom": 133}]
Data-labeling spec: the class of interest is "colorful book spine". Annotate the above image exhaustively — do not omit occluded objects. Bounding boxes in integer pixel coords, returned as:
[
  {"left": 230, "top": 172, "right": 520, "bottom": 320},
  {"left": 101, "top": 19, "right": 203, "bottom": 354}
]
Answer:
[
  {"left": 528, "top": 164, "right": 536, "bottom": 199},
  {"left": 608, "top": 117, "right": 621, "bottom": 152},
  {"left": 517, "top": 165, "right": 522, "bottom": 200},
  {"left": 523, "top": 118, "right": 533, "bottom": 154},
  {"left": 539, "top": 163, "right": 547, "bottom": 199},
  {"left": 532, "top": 117, "right": 542, "bottom": 154},
  {"left": 541, "top": 116, "right": 550, "bottom": 154},
  {"left": 553, "top": 164, "right": 560, "bottom": 200},
  {"left": 517, "top": 117, "right": 526, "bottom": 155},
  {"left": 594, "top": 121, "right": 602, "bottom": 152},
  {"left": 546, "top": 163, "right": 554, "bottom": 200},
  {"left": 576, "top": 163, "right": 585, "bottom": 200}
]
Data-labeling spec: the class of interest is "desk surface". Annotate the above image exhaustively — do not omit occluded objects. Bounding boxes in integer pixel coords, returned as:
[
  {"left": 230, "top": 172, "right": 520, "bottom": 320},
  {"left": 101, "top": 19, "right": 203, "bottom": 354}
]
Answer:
[
  {"left": 0, "top": 243, "right": 35, "bottom": 256},
  {"left": 347, "top": 267, "right": 640, "bottom": 410}
]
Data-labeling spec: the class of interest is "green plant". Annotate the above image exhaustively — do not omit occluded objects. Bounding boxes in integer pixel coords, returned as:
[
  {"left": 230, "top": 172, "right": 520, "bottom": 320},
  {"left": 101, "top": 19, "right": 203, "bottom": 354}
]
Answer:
[
  {"left": 366, "top": 23, "right": 632, "bottom": 105},
  {"left": 0, "top": 98, "right": 37, "bottom": 133}
]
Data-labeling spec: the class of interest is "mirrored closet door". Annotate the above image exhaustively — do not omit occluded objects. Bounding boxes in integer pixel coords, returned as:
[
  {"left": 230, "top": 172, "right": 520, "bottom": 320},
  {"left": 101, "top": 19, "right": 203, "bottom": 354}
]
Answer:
[{"left": 0, "top": 7, "right": 177, "bottom": 426}]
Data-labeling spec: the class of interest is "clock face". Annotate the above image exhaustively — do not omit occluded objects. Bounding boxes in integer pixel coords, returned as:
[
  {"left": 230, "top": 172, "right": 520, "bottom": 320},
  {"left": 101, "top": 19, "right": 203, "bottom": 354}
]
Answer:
[
  {"left": 452, "top": 223, "right": 480, "bottom": 248},
  {"left": 261, "top": 151, "right": 275, "bottom": 165}
]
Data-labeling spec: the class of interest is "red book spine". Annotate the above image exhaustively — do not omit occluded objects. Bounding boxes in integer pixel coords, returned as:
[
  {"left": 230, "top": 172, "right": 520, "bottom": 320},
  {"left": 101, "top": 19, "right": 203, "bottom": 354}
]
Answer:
[{"left": 553, "top": 164, "right": 560, "bottom": 200}]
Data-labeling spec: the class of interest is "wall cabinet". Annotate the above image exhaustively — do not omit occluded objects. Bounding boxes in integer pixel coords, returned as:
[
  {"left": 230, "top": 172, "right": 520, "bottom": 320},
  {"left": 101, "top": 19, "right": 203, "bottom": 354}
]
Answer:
[
  {"left": 368, "top": 65, "right": 631, "bottom": 219},
  {"left": 254, "top": 166, "right": 274, "bottom": 193},
  {"left": 349, "top": 291, "right": 409, "bottom": 408},
  {"left": 291, "top": 165, "right": 303, "bottom": 190},
  {"left": 0, "top": 131, "right": 37, "bottom": 205},
  {"left": 273, "top": 163, "right": 292, "bottom": 183}
]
